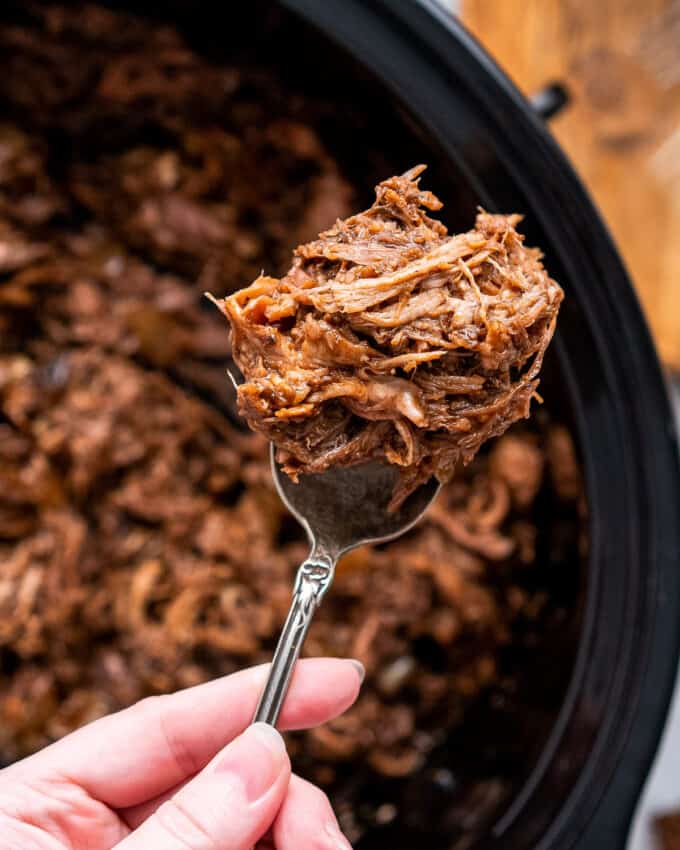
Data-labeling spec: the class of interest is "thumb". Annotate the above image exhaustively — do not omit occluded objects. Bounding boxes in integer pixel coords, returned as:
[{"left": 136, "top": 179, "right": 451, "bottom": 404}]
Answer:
[{"left": 114, "top": 723, "right": 290, "bottom": 850}]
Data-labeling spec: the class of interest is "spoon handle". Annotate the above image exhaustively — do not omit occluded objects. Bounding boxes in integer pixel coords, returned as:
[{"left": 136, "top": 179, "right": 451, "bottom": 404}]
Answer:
[{"left": 253, "top": 552, "right": 336, "bottom": 726}]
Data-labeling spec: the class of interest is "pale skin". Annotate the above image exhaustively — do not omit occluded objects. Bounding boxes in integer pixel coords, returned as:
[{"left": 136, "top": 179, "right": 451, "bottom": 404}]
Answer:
[{"left": 0, "top": 658, "right": 363, "bottom": 850}]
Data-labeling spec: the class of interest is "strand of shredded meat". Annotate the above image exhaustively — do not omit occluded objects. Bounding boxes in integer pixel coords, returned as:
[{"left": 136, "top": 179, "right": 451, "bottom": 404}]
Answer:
[{"left": 212, "top": 166, "right": 563, "bottom": 504}]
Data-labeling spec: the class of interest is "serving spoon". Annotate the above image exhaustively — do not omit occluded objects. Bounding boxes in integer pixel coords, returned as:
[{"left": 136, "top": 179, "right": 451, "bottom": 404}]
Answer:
[{"left": 253, "top": 445, "right": 440, "bottom": 725}]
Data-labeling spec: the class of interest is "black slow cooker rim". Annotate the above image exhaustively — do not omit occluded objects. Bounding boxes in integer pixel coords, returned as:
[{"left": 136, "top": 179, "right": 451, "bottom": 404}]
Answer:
[{"left": 279, "top": 0, "right": 680, "bottom": 847}]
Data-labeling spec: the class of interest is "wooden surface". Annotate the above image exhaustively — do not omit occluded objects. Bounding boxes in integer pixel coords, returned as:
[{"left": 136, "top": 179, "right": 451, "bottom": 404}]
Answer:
[{"left": 461, "top": 0, "right": 680, "bottom": 369}]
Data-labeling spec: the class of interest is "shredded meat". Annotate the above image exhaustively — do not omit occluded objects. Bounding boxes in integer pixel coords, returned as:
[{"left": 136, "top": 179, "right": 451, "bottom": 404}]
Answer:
[
  {"left": 657, "top": 811, "right": 680, "bottom": 850},
  {"left": 212, "top": 166, "right": 563, "bottom": 503},
  {"left": 0, "top": 3, "right": 585, "bottom": 843}
]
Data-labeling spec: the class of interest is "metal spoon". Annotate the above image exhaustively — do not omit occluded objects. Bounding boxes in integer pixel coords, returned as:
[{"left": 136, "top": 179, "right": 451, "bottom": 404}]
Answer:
[{"left": 253, "top": 446, "right": 440, "bottom": 725}]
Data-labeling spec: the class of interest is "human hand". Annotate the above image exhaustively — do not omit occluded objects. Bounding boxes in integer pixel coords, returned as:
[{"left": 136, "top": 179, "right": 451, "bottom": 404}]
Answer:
[{"left": 0, "top": 658, "right": 363, "bottom": 849}]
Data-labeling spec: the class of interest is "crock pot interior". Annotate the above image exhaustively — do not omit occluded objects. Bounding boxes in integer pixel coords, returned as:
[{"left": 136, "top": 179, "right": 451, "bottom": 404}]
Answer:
[
  {"left": 266, "top": 5, "right": 680, "bottom": 850},
  {"left": 14, "top": 1, "right": 680, "bottom": 849},
  {"left": 99, "top": 3, "right": 587, "bottom": 847}
]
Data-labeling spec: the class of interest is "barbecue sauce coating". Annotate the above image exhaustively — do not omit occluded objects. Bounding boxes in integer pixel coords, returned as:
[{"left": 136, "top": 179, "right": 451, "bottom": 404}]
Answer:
[{"left": 212, "top": 166, "right": 563, "bottom": 503}]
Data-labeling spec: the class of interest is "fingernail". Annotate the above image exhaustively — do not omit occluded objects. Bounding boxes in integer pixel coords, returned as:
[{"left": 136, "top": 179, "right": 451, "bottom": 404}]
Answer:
[
  {"left": 325, "top": 820, "right": 353, "bottom": 849},
  {"left": 349, "top": 659, "right": 365, "bottom": 684},
  {"left": 214, "top": 723, "right": 287, "bottom": 802}
]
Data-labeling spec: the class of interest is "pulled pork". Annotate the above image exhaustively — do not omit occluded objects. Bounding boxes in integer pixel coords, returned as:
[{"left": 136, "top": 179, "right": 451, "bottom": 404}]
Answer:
[
  {"left": 213, "top": 167, "right": 563, "bottom": 502},
  {"left": 0, "top": 3, "right": 584, "bottom": 843},
  {"left": 657, "top": 811, "right": 680, "bottom": 850}
]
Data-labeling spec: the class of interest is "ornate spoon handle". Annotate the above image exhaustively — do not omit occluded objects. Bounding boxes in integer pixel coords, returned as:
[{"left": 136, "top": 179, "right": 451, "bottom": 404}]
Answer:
[{"left": 253, "top": 552, "right": 336, "bottom": 726}]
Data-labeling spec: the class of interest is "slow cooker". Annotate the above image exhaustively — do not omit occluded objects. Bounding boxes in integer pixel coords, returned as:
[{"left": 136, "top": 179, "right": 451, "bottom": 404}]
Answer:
[
  {"left": 266, "top": 1, "right": 680, "bottom": 846},
  {"left": 5, "top": 1, "right": 680, "bottom": 848}
]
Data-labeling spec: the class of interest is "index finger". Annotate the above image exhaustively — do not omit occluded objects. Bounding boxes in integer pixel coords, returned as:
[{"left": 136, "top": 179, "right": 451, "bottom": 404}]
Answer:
[{"left": 7, "top": 658, "right": 363, "bottom": 809}]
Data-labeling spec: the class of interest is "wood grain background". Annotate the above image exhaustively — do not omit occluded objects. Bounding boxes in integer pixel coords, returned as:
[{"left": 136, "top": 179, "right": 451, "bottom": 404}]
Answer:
[{"left": 461, "top": 0, "right": 680, "bottom": 369}]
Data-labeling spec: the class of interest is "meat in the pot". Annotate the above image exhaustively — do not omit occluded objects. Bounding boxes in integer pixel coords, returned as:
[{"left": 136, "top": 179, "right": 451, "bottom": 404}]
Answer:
[
  {"left": 657, "top": 810, "right": 680, "bottom": 850},
  {"left": 0, "top": 3, "right": 584, "bottom": 844}
]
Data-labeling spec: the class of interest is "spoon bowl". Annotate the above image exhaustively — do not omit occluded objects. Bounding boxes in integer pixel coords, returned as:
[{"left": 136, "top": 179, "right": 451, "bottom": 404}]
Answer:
[{"left": 273, "top": 448, "right": 440, "bottom": 561}]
